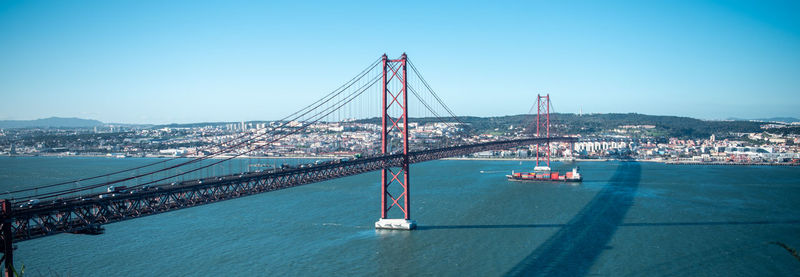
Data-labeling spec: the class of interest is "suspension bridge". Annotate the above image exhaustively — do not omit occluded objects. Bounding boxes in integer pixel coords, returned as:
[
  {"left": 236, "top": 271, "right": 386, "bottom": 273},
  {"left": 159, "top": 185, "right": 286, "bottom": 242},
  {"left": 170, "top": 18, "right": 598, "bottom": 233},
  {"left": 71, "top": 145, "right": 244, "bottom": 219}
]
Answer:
[{"left": 0, "top": 53, "right": 576, "bottom": 275}]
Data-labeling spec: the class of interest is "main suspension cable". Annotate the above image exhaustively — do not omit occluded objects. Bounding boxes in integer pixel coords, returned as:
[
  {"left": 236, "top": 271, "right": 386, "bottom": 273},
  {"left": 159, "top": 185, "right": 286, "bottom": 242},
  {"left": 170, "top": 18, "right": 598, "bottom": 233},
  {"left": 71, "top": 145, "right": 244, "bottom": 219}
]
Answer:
[
  {"left": 24, "top": 72, "right": 384, "bottom": 201},
  {"left": 5, "top": 57, "right": 383, "bottom": 197}
]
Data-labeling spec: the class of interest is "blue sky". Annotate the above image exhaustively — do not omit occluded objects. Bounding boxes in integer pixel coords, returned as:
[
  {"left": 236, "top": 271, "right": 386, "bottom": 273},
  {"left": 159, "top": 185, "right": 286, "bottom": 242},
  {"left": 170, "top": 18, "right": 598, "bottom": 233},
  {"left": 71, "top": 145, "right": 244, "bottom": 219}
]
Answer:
[{"left": 1, "top": 0, "right": 798, "bottom": 124}]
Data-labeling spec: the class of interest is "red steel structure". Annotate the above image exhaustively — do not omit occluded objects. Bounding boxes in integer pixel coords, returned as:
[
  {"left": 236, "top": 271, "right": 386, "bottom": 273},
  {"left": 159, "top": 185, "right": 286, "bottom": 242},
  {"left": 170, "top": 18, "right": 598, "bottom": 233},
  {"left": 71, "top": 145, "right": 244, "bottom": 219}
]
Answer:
[
  {"left": 536, "top": 94, "right": 551, "bottom": 168},
  {"left": 0, "top": 137, "right": 573, "bottom": 240},
  {"left": 1, "top": 201, "right": 12, "bottom": 277},
  {"left": 380, "top": 53, "right": 412, "bottom": 222}
]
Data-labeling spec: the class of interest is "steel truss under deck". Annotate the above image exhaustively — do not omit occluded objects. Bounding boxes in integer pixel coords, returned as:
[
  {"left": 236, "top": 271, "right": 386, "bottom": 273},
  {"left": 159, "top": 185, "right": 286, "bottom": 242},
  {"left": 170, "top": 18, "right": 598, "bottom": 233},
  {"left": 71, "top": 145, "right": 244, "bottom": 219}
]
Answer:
[{"left": 1, "top": 137, "right": 574, "bottom": 243}]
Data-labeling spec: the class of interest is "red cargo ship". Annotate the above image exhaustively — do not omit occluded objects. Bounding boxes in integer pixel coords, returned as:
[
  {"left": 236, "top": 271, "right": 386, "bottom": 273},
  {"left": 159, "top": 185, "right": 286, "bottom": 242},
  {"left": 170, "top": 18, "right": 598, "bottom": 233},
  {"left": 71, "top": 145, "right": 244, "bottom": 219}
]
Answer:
[{"left": 506, "top": 166, "right": 582, "bottom": 182}]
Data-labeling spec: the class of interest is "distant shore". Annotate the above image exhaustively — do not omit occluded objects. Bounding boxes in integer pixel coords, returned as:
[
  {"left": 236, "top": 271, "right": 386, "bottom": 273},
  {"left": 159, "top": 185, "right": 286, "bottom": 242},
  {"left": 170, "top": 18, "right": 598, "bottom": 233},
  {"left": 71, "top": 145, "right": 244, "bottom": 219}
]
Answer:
[
  {"left": 442, "top": 157, "right": 662, "bottom": 163},
  {"left": 443, "top": 157, "right": 799, "bottom": 166},
  {"left": 665, "top": 161, "right": 799, "bottom": 166}
]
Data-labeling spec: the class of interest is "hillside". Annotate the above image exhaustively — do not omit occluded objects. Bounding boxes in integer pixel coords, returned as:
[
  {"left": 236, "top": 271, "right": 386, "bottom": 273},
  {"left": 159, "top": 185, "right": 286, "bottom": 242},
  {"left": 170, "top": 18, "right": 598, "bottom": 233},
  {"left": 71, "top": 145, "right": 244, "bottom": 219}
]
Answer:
[
  {"left": 0, "top": 117, "right": 104, "bottom": 129},
  {"left": 2, "top": 114, "right": 783, "bottom": 139},
  {"left": 353, "top": 113, "right": 769, "bottom": 139},
  {"left": 459, "top": 113, "right": 766, "bottom": 139}
]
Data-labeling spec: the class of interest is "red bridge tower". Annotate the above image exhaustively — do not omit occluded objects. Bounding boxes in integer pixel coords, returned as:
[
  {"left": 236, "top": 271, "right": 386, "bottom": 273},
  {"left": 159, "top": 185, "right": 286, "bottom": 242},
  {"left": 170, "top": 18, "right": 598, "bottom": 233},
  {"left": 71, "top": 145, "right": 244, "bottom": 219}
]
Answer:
[
  {"left": 375, "top": 53, "right": 416, "bottom": 230},
  {"left": 535, "top": 94, "right": 551, "bottom": 169}
]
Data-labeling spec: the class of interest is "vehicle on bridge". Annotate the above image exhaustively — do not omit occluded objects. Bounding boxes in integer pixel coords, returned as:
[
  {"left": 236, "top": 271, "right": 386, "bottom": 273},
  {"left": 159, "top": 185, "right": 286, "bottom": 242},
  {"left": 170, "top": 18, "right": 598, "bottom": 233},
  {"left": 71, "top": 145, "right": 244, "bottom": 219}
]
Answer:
[
  {"left": 18, "top": 199, "right": 40, "bottom": 208},
  {"left": 106, "top": 185, "right": 128, "bottom": 193}
]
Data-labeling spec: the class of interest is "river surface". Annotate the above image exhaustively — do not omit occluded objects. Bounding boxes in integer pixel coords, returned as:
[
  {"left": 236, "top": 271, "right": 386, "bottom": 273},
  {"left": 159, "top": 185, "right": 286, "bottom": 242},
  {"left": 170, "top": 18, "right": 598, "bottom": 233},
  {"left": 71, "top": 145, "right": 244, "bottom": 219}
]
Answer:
[{"left": 1, "top": 156, "right": 799, "bottom": 276}]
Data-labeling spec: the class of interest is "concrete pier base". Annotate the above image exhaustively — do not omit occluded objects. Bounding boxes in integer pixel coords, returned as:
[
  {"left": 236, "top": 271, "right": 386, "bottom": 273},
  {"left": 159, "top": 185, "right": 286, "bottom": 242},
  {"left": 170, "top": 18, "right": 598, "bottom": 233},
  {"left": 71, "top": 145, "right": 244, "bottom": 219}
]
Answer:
[{"left": 375, "top": 219, "right": 417, "bottom": 230}]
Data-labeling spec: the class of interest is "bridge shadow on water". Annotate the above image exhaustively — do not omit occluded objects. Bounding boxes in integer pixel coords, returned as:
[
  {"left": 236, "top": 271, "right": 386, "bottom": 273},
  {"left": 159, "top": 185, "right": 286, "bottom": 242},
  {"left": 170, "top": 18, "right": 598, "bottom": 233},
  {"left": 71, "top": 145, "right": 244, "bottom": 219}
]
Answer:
[
  {"left": 503, "top": 162, "right": 642, "bottom": 277},
  {"left": 416, "top": 162, "right": 800, "bottom": 275},
  {"left": 418, "top": 161, "right": 800, "bottom": 275}
]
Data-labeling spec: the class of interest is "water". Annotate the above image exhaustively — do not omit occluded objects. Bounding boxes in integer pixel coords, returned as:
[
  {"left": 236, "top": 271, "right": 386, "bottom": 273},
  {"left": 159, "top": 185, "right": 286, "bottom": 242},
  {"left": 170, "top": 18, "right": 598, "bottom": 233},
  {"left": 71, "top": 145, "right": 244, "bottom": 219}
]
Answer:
[{"left": 1, "top": 156, "right": 799, "bottom": 276}]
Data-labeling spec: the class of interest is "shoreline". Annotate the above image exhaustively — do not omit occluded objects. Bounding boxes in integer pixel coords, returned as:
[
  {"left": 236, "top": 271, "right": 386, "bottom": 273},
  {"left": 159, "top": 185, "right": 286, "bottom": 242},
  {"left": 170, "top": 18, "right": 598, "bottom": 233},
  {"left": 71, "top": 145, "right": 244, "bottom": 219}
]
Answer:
[
  {"left": 2, "top": 154, "right": 347, "bottom": 160},
  {"left": 442, "top": 157, "right": 799, "bottom": 166},
  {"left": 442, "top": 157, "right": 663, "bottom": 163}
]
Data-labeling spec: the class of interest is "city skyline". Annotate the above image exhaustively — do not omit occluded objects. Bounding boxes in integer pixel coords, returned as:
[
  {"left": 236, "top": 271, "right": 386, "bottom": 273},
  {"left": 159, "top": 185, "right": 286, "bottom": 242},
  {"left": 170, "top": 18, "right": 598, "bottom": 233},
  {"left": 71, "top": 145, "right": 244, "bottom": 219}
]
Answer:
[{"left": 1, "top": 1, "right": 799, "bottom": 124}]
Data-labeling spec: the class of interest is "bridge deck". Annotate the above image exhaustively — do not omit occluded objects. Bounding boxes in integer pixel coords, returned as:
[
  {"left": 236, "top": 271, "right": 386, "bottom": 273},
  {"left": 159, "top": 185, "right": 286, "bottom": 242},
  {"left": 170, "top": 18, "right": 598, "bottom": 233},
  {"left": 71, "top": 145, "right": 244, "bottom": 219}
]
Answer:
[{"left": 4, "top": 137, "right": 575, "bottom": 242}]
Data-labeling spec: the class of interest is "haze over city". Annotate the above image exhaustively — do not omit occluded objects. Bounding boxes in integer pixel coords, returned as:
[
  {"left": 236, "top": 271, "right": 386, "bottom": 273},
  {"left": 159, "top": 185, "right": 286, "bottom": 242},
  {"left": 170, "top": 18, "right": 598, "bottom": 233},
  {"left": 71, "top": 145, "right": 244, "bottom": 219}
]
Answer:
[{"left": 1, "top": 1, "right": 799, "bottom": 124}]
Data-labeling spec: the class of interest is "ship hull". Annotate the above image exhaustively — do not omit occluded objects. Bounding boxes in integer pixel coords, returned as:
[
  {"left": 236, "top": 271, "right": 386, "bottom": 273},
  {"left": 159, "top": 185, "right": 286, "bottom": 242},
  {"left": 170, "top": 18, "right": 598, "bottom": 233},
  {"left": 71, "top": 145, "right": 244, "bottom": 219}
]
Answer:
[{"left": 506, "top": 175, "right": 582, "bottom": 182}]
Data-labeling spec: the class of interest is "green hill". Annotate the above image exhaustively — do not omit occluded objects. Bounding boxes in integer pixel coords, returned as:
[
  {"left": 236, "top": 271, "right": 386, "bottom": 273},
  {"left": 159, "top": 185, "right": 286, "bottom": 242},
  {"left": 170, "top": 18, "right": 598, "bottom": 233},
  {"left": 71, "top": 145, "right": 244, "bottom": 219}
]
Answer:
[{"left": 458, "top": 113, "right": 765, "bottom": 139}]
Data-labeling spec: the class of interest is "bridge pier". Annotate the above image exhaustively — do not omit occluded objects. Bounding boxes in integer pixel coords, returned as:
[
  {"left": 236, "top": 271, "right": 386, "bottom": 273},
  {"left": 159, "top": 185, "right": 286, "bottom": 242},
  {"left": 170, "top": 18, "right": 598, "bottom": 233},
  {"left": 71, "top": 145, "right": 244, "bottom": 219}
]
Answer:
[
  {"left": 375, "top": 218, "right": 416, "bottom": 230},
  {"left": 1, "top": 200, "right": 15, "bottom": 277}
]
